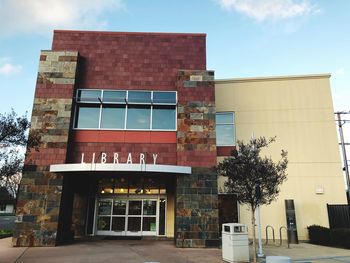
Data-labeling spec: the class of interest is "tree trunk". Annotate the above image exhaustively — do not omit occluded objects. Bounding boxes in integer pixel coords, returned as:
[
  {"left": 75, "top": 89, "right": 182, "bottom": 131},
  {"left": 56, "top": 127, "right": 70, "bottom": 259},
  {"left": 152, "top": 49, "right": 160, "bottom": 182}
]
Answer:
[{"left": 251, "top": 208, "right": 257, "bottom": 263}]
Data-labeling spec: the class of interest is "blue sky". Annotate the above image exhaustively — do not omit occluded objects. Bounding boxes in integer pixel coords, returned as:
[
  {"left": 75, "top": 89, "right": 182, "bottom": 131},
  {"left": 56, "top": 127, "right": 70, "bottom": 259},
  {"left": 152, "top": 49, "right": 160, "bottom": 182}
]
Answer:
[{"left": 0, "top": 0, "right": 349, "bottom": 116}]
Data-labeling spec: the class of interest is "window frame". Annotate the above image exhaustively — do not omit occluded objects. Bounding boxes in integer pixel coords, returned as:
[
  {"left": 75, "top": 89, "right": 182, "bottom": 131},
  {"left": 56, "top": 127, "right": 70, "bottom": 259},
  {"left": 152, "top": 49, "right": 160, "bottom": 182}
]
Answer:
[
  {"left": 216, "top": 112, "right": 236, "bottom": 146},
  {"left": 73, "top": 89, "right": 177, "bottom": 131}
]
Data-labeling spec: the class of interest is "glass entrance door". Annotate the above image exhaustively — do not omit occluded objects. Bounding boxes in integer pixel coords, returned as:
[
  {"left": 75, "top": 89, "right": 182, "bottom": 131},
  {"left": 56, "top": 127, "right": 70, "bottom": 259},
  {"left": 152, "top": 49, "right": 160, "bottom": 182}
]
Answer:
[
  {"left": 141, "top": 200, "right": 157, "bottom": 235},
  {"left": 127, "top": 200, "right": 142, "bottom": 235},
  {"left": 112, "top": 200, "right": 127, "bottom": 235},
  {"left": 95, "top": 198, "right": 161, "bottom": 236}
]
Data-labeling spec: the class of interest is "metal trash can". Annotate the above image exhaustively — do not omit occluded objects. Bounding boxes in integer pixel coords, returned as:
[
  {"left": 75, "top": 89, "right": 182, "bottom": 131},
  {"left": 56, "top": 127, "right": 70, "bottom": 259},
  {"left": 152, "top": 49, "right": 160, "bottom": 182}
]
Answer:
[{"left": 222, "top": 223, "right": 249, "bottom": 263}]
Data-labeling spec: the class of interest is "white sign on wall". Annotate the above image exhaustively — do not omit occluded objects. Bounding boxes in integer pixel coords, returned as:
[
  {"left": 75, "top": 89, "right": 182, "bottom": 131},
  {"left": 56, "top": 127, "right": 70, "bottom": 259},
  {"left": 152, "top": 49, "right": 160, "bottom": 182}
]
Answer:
[{"left": 80, "top": 152, "right": 158, "bottom": 165}]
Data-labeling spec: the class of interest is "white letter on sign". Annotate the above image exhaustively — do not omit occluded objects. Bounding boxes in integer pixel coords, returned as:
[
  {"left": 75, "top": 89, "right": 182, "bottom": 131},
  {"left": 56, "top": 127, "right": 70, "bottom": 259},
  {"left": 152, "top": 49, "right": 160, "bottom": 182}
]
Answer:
[
  {"left": 140, "top": 153, "right": 145, "bottom": 165},
  {"left": 81, "top": 153, "right": 85, "bottom": 164},
  {"left": 127, "top": 153, "right": 133, "bottom": 164},
  {"left": 152, "top": 154, "right": 158, "bottom": 165},
  {"left": 113, "top": 153, "right": 119, "bottom": 164},
  {"left": 101, "top": 152, "right": 107, "bottom": 164}
]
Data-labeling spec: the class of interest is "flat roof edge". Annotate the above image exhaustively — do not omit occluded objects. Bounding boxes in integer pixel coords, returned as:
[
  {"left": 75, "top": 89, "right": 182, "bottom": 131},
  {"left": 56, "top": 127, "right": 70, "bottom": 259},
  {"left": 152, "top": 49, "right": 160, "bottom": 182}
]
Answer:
[
  {"left": 53, "top": 30, "right": 206, "bottom": 37},
  {"left": 215, "top": 73, "right": 332, "bottom": 83}
]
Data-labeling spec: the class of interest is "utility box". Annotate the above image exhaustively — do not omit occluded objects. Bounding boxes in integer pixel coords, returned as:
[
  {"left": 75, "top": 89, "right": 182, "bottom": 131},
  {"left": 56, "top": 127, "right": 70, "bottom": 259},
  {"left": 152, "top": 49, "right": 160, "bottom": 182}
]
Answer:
[
  {"left": 285, "top": 199, "right": 298, "bottom": 244},
  {"left": 222, "top": 223, "right": 249, "bottom": 263}
]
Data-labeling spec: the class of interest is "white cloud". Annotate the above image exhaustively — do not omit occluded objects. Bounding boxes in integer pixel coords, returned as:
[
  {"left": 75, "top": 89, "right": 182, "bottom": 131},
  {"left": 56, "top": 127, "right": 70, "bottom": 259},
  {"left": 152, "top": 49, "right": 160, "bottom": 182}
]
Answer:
[
  {"left": 217, "top": 0, "right": 319, "bottom": 22},
  {"left": 0, "top": 0, "right": 126, "bottom": 36},
  {"left": 0, "top": 63, "right": 22, "bottom": 75},
  {"left": 0, "top": 57, "right": 22, "bottom": 75},
  {"left": 334, "top": 67, "right": 345, "bottom": 76}
]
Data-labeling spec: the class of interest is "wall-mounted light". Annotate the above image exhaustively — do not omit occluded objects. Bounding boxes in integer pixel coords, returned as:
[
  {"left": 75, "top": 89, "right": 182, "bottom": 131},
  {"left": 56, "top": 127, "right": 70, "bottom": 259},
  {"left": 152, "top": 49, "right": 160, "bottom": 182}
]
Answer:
[{"left": 315, "top": 186, "right": 324, "bottom": 194}]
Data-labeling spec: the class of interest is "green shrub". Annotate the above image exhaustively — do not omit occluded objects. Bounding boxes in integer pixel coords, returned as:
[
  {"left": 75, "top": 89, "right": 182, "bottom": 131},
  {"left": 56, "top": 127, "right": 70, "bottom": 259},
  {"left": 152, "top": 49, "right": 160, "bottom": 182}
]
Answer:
[
  {"left": 307, "top": 225, "right": 331, "bottom": 245},
  {"left": 0, "top": 229, "right": 13, "bottom": 239},
  {"left": 0, "top": 229, "right": 12, "bottom": 235},
  {"left": 331, "top": 228, "right": 350, "bottom": 248}
]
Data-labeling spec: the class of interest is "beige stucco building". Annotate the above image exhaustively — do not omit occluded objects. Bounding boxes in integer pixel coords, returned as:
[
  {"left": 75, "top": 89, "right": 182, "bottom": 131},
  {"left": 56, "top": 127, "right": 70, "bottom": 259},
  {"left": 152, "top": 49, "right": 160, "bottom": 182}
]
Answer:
[
  {"left": 215, "top": 74, "right": 347, "bottom": 240},
  {"left": 14, "top": 30, "right": 345, "bottom": 247}
]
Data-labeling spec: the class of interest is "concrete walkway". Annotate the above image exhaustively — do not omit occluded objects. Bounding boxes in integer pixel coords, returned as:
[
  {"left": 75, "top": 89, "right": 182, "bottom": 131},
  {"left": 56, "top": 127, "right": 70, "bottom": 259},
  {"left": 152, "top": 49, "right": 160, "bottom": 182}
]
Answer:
[
  {"left": 2, "top": 237, "right": 350, "bottom": 263},
  {"left": 261, "top": 242, "right": 350, "bottom": 262},
  {"left": 0, "top": 238, "right": 223, "bottom": 263}
]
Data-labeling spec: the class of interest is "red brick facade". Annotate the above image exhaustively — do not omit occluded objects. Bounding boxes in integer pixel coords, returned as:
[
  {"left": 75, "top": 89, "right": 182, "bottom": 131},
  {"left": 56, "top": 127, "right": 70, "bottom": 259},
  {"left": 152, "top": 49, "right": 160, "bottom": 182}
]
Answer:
[
  {"left": 52, "top": 30, "right": 206, "bottom": 90},
  {"left": 14, "top": 31, "right": 219, "bottom": 248},
  {"left": 52, "top": 30, "right": 209, "bottom": 167}
]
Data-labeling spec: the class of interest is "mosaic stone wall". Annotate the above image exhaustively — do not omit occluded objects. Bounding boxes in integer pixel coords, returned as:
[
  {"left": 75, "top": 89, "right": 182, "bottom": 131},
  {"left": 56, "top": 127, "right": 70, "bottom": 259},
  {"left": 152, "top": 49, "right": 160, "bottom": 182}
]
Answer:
[
  {"left": 176, "top": 168, "right": 219, "bottom": 248},
  {"left": 176, "top": 70, "right": 216, "bottom": 168},
  {"left": 175, "top": 70, "right": 219, "bottom": 247},
  {"left": 13, "top": 51, "right": 78, "bottom": 246}
]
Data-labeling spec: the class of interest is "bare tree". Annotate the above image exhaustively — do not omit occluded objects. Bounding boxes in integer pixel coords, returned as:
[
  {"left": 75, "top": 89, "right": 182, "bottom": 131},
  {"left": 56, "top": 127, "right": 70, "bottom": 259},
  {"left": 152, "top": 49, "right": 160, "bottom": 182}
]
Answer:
[{"left": 217, "top": 136, "right": 288, "bottom": 263}]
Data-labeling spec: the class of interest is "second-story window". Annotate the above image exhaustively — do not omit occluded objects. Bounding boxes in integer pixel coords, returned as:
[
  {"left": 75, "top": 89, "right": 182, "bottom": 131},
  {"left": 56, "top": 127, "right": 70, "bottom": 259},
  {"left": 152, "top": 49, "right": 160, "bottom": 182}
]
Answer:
[
  {"left": 216, "top": 112, "right": 235, "bottom": 146},
  {"left": 74, "top": 90, "right": 177, "bottom": 131}
]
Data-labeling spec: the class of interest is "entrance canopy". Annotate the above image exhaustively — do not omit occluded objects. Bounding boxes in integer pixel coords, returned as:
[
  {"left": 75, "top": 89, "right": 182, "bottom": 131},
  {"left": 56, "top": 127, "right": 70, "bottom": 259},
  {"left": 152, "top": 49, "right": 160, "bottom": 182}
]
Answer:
[{"left": 49, "top": 163, "right": 192, "bottom": 174}]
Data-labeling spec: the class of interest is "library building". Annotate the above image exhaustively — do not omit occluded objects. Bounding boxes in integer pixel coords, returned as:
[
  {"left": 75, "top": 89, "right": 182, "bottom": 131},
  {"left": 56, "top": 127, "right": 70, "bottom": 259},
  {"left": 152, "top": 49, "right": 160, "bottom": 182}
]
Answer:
[{"left": 13, "top": 30, "right": 346, "bottom": 247}]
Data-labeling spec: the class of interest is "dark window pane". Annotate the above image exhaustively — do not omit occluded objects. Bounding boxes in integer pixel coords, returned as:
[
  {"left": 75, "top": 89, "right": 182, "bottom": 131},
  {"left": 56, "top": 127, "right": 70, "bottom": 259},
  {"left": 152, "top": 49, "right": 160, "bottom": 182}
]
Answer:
[
  {"left": 152, "top": 106, "right": 176, "bottom": 130},
  {"left": 126, "top": 106, "right": 151, "bottom": 129},
  {"left": 218, "top": 194, "right": 239, "bottom": 234},
  {"left": 77, "top": 90, "right": 101, "bottom": 103},
  {"left": 127, "top": 217, "right": 141, "bottom": 232},
  {"left": 143, "top": 200, "right": 157, "bottom": 216},
  {"left": 103, "top": 91, "right": 126, "bottom": 103},
  {"left": 216, "top": 113, "right": 234, "bottom": 124},
  {"left": 153, "top": 92, "right": 176, "bottom": 104},
  {"left": 128, "top": 201, "right": 142, "bottom": 215},
  {"left": 97, "top": 217, "right": 111, "bottom": 231},
  {"left": 75, "top": 105, "right": 100, "bottom": 128},
  {"left": 98, "top": 200, "right": 112, "bottom": 215},
  {"left": 159, "top": 199, "right": 166, "bottom": 235},
  {"left": 143, "top": 217, "right": 157, "bottom": 232},
  {"left": 113, "top": 200, "right": 127, "bottom": 215},
  {"left": 101, "top": 105, "right": 125, "bottom": 129},
  {"left": 111, "top": 217, "right": 125, "bottom": 231},
  {"left": 128, "top": 91, "right": 151, "bottom": 103},
  {"left": 216, "top": 124, "right": 235, "bottom": 146}
]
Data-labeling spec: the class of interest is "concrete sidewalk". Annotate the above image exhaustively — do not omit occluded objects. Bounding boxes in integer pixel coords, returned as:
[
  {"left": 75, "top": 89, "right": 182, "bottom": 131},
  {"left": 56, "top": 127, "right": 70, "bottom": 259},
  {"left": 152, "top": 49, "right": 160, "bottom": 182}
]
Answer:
[
  {"left": 261, "top": 242, "right": 350, "bottom": 262},
  {"left": 0, "top": 237, "right": 223, "bottom": 263},
  {"left": 2, "top": 237, "right": 350, "bottom": 263}
]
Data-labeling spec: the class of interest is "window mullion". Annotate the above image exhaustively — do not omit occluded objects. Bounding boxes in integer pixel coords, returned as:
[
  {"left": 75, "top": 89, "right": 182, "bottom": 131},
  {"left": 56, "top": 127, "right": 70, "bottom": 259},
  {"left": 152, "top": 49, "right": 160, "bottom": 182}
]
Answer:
[
  {"left": 98, "top": 103, "right": 103, "bottom": 129},
  {"left": 150, "top": 105, "right": 153, "bottom": 130},
  {"left": 150, "top": 91, "right": 153, "bottom": 130},
  {"left": 125, "top": 104, "right": 128, "bottom": 130}
]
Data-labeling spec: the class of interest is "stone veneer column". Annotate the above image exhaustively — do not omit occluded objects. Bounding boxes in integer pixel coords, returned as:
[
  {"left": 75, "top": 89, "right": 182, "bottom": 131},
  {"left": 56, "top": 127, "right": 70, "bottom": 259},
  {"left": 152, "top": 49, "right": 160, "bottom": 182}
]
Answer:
[
  {"left": 176, "top": 70, "right": 219, "bottom": 248},
  {"left": 13, "top": 51, "right": 78, "bottom": 246}
]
